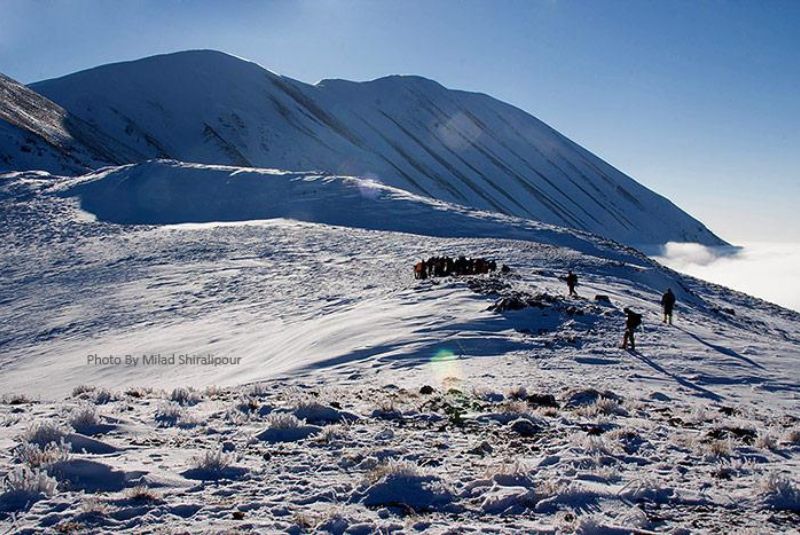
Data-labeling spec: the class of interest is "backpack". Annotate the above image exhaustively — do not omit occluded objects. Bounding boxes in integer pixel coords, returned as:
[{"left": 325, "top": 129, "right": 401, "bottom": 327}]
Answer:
[{"left": 628, "top": 312, "right": 642, "bottom": 329}]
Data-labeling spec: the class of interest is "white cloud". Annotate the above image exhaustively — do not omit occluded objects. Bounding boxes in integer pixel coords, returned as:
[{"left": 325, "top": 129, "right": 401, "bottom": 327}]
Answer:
[{"left": 654, "top": 242, "right": 800, "bottom": 312}]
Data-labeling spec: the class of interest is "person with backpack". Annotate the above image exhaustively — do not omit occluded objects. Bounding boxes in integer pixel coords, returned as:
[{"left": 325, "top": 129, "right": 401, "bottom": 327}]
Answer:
[
  {"left": 661, "top": 288, "right": 676, "bottom": 324},
  {"left": 565, "top": 270, "right": 579, "bottom": 297},
  {"left": 620, "top": 308, "right": 642, "bottom": 350}
]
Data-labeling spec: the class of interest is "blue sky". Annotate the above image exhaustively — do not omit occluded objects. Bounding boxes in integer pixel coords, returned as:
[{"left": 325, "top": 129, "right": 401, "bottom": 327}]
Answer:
[{"left": 2, "top": 0, "right": 798, "bottom": 242}]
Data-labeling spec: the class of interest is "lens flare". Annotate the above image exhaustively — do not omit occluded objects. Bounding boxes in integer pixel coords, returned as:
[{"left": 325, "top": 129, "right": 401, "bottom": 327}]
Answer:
[{"left": 429, "top": 348, "right": 462, "bottom": 386}]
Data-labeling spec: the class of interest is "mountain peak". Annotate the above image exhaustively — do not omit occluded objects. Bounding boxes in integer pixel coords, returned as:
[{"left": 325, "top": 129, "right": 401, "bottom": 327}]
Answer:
[{"left": 33, "top": 49, "right": 275, "bottom": 86}]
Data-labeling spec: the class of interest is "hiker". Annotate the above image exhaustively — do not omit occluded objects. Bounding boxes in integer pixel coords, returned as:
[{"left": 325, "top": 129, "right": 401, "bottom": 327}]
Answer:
[
  {"left": 566, "top": 270, "right": 578, "bottom": 297},
  {"left": 620, "top": 307, "right": 642, "bottom": 350},
  {"left": 661, "top": 288, "right": 676, "bottom": 324}
]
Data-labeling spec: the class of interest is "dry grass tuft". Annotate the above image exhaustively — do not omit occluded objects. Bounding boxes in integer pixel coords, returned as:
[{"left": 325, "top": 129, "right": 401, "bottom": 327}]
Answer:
[{"left": 366, "top": 460, "right": 420, "bottom": 484}]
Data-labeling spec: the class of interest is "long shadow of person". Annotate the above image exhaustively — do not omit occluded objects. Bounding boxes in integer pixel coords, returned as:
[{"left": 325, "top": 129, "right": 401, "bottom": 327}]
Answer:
[
  {"left": 626, "top": 348, "right": 724, "bottom": 402},
  {"left": 677, "top": 327, "right": 765, "bottom": 370}
]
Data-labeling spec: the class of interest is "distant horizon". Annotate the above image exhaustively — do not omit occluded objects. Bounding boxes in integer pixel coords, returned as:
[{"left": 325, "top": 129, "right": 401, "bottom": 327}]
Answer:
[{"left": 2, "top": 1, "right": 798, "bottom": 243}]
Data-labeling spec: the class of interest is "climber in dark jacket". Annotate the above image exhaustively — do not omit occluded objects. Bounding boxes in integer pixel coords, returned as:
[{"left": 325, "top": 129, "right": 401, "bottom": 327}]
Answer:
[
  {"left": 620, "top": 308, "right": 642, "bottom": 350},
  {"left": 565, "top": 270, "right": 578, "bottom": 297},
  {"left": 661, "top": 288, "right": 676, "bottom": 325}
]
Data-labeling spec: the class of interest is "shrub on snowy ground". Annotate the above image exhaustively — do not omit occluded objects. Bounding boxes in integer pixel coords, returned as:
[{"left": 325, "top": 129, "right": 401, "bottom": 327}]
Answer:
[
  {"left": 182, "top": 445, "right": 247, "bottom": 481},
  {"left": 579, "top": 434, "right": 615, "bottom": 456},
  {"left": 712, "top": 458, "right": 756, "bottom": 480},
  {"left": 92, "top": 387, "right": 115, "bottom": 404},
  {"left": 233, "top": 395, "right": 259, "bottom": 415},
  {"left": 366, "top": 460, "right": 420, "bottom": 484},
  {"left": 256, "top": 413, "right": 321, "bottom": 442},
  {"left": 191, "top": 448, "right": 234, "bottom": 475},
  {"left": 759, "top": 473, "right": 800, "bottom": 512},
  {"left": 21, "top": 422, "right": 68, "bottom": 448},
  {"left": 618, "top": 476, "right": 675, "bottom": 503},
  {"left": 699, "top": 438, "right": 733, "bottom": 460},
  {"left": 316, "top": 424, "right": 350, "bottom": 444},
  {"left": 783, "top": 428, "right": 800, "bottom": 445},
  {"left": 596, "top": 397, "right": 628, "bottom": 416},
  {"left": 507, "top": 386, "right": 528, "bottom": 400},
  {"left": 266, "top": 412, "right": 301, "bottom": 429},
  {"left": 68, "top": 404, "right": 100, "bottom": 433},
  {"left": 170, "top": 387, "right": 202, "bottom": 406},
  {"left": 755, "top": 429, "right": 778, "bottom": 451},
  {"left": 2, "top": 393, "right": 32, "bottom": 405},
  {"left": 686, "top": 406, "right": 713, "bottom": 425},
  {"left": 536, "top": 406, "right": 559, "bottom": 418},
  {"left": 480, "top": 401, "right": 545, "bottom": 426},
  {"left": 203, "top": 385, "right": 224, "bottom": 398},
  {"left": 359, "top": 460, "right": 453, "bottom": 511},
  {"left": 0, "top": 466, "right": 58, "bottom": 509},
  {"left": 590, "top": 464, "right": 622, "bottom": 483},
  {"left": 500, "top": 400, "right": 529, "bottom": 414},
  {"left": 563, "top": 387, "right": 622, "bottom": 409},
  {"left": 71, "top": 384, "right": 96, "bottom": 398},
  {"left": 576, "top": 397, "right": 628, "bottom": 418},
  {"left": 371, "top": 397, "right": 400, "bottom": 417},
  {"left": 533, "top": 479, "right": 600, "bottom": 514},
  {"left": 124, "top": 484, "right": 162, "bottom": 503},
  {"left": 481, "top": 461, "right": 535, "bottom": 488},
  {"left": 247, "top": 383, "right": 269, "bottom": 397},
  {"left": 14, "top": 440, "right": 70, "bottom": 468},
  {"left": 292, "top": 511, "right": 317, "bottom": 530},
  {"left": 606, "top": 428, "right": 648, "bottom": 454},
  {"left": 224, "top": 406, "right": 249, "bottom": 425},
  {"left": 124, "top": 386, "right": 154, "bottom": 399},
  {"left": 80, "top": 496, "right": 109, "bottom": 515},
  {"left": 154, "top": 402, "right": 186, "bottom": 427}
]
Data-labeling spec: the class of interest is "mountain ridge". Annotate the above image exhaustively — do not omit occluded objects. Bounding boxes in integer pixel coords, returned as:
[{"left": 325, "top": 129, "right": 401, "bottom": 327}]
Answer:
[{"left": 2, "top": 49, "right": 725, "bottom": 246}]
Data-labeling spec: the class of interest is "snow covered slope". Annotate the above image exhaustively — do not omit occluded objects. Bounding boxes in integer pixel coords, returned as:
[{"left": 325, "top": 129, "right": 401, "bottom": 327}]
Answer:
[
  {"left": 0, "top": 72, "right": 140, "bottom": 174},
  {"left": 0, "top": 161, "right": 797, "bottom": 532},
  {"left": 1, "top": 160, "right": 793, "bottom": 397},
  {"left": 31, "top": 50, "right": 724, "bottom": 247}
]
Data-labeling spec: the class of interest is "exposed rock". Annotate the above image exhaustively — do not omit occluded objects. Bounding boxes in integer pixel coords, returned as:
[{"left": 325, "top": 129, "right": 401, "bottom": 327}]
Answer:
[
  {"left": 526, "top": 394, "right": 558, "bottom": 408},
  {"left": 509, "top": 418, "right": 542, "bottom": 437}
]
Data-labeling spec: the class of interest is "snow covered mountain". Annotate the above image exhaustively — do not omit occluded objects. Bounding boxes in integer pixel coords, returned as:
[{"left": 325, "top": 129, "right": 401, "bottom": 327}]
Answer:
[
  {"left": 28, "top": 50, "right": 724, "bottom": 247},
  {"left": 0, "top": 73, "right": 141, "bottom": 174}
]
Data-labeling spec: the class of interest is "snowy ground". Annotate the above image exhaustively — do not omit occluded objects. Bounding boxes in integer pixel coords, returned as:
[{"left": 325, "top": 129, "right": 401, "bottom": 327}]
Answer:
[{"left": 0, "top": 164, "right": 798, "bottom": 533}]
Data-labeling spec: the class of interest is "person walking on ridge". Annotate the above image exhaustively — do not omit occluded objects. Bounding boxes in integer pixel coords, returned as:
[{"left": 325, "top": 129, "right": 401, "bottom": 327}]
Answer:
[
  {"left": 620, "top": 308, "right": 642, "bottom": 350},
  {"left": 566, "top": 270, "right": 579, "bottom": 297},
  {"left": 661, "top": 288, "right": 676, "bottom": 325}
]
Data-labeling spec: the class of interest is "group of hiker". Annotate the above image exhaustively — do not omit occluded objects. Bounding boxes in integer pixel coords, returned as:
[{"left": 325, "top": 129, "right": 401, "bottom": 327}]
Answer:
[
  {"left": 413, "top": 258, "right": 679, "bottom": 352},
  {"left": 413, "top": 256, "right": 508, "bottom": 279},
  {"left": 563, "top": 270, "right": 676, "bottom": 351}
]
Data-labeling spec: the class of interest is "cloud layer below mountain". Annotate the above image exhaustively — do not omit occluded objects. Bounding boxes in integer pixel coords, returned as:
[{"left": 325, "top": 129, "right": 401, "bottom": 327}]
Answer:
[{"left": 654, "top": 242, "right": 800, "bottom": 312}]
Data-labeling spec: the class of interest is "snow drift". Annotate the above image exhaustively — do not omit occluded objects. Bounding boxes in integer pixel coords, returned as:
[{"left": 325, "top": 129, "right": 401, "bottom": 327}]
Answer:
[{"left": 60, "top": 159, "right": 629, "bottom": 259}]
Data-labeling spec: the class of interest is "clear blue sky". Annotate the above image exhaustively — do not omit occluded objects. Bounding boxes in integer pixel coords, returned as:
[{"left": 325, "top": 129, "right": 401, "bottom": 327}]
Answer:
[{"left": 2, "top": 0, "right": 798, "bottom": 243}]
